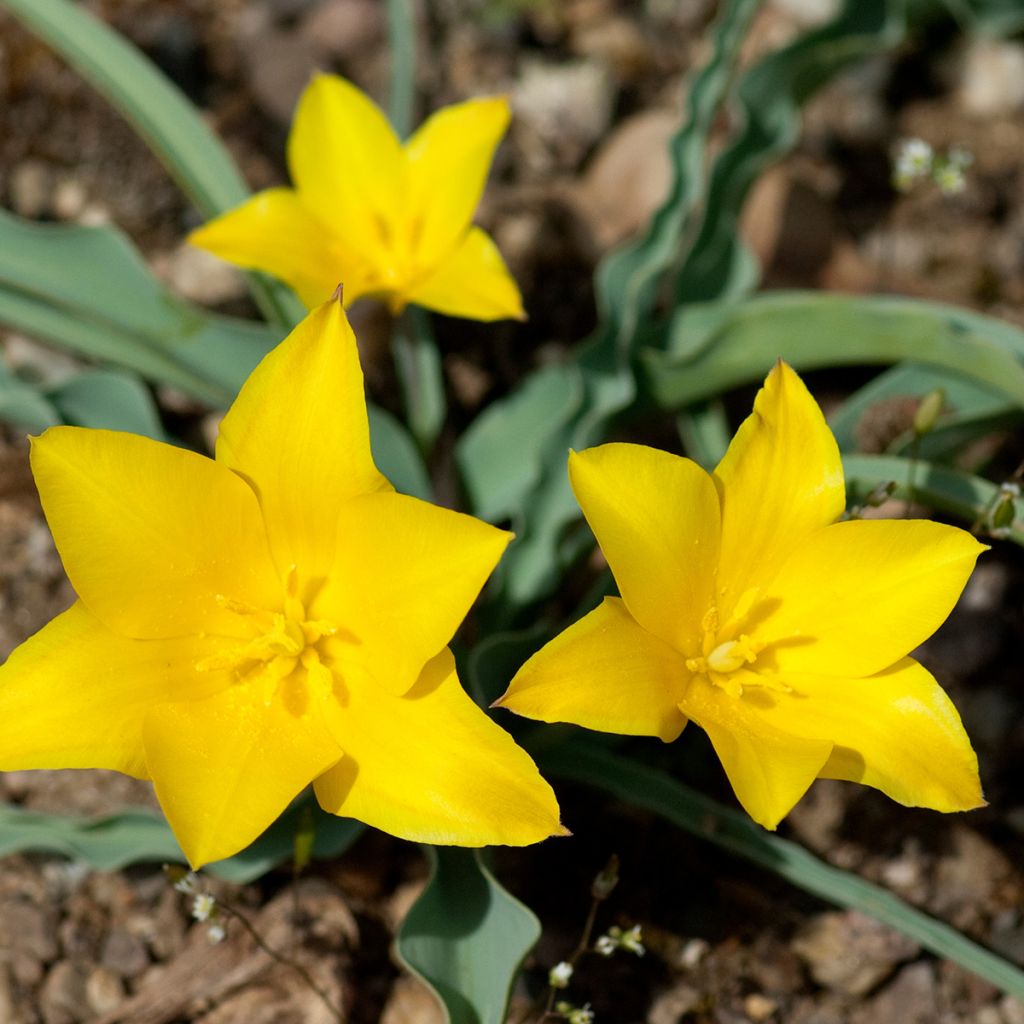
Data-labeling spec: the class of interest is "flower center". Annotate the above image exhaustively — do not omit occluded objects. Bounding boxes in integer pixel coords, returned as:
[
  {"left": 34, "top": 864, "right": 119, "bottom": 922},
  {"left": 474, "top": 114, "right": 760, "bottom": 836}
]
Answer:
[
  {"left": 684, "top": 593, "right": 789, "bottom": 699},
  {"left": 196, "top": 569, "right": 339, "bottom": 705}
]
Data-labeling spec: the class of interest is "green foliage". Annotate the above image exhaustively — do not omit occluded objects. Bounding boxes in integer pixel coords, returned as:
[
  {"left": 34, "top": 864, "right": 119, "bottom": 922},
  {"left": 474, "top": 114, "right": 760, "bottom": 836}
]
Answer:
[
  {"left": 0, "top": 0, "right": 303, "bottom": 329},
  {"left": 394, "top": 307, "right": 447, "bottom": 456},
  {"left": 396, "top": 847, "right": 541, "bottom": 1024},
  {"left": 0, "top": 798, "right": 362, "bottom": 884},
  {"left": 541, "top": 740, "right": 1024, "bottom": 1001}
]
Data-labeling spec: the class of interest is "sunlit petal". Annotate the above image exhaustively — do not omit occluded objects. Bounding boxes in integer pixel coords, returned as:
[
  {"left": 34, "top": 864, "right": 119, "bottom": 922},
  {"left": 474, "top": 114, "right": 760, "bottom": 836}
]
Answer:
[
  {"left": 713, "top": 361, "right": 845, "bottom": 618},
  {"left": 186, "top": 188, "right": 343, "bottom": 308},
  {"left": 30, "top": 428, "right": 280, "bottom": 640},
  {"left": 144, "top": 671, "right": 343, "bottom": 867},
  {"left": 315, "top": 491, "right": 511, "bottom": 695},
  {"left": 314, "top": 649, "right": 563, "bottom": 846},
  {"left": 0, "top": 603, "right": 228, "bottom": 778},
  {"left": 216, "top": 299, "right": 392, "bottom": 585},
  {"left": 682, "top": 675, "right": 833, "bottom": 829},
  {"left": 497, "top": 598, "right": 688, "bottom": 742},
  {"left": 568, "top": 444, "right": 720, "bottom": 651},
  {"left": 404, "top": 226, "right": 524, "bottom": 321},
  {"left": 287, "top": 73, "right": 403, "bottom": 262},
  {"left": 763, "top": 519, "right": 986, "bottom": 677},
  {"left": 404, "top": 96, "right": 511, "bottom": 264}
]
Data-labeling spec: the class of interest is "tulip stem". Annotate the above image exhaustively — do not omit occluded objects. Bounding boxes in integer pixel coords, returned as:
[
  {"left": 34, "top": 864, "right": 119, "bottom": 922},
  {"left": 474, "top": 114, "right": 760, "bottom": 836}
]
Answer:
[{"left": 386, "top": 0, "right": 416, "bottom": 138}]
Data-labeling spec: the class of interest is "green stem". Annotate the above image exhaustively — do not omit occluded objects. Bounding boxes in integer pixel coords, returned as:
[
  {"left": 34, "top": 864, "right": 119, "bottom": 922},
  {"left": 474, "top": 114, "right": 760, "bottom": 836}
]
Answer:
[{"left": 385, "top": 0, "right": 416, "bottom": 137}]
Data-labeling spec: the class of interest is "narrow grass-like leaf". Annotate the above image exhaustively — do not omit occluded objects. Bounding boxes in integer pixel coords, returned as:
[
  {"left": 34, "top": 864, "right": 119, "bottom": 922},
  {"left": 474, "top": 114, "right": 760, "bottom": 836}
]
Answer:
[
  {"left": 843, "top": 453, "right": 1024, "bottom": 545},
  {"left": 541, "top": 742, "right": 1024, "bottom": 1001},
  {"left": 642, "top": 291, "right": 1024, "bottom": 409},
  {"left": 0, "top": 0, "right": 303, "bottom": 329},
  {"left": 0, "top": 364, "right": 61, "bottom": 433},
  {"left": 396, "top": 847, "right": 541, "bottom": 1024},
  {"left": 49, "top": 370, "right": 166, "bottom": 440},
  {"left": 386, "top": 0, "right": 417, "bottom": 138}
]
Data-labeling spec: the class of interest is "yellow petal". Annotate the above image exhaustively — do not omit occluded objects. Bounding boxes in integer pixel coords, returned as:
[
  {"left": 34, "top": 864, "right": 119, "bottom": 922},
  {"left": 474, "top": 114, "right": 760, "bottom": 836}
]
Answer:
[
  {"left": 30, "top": 427, "right": 280, "bottom": 640},
  {"left": 315, "top": 491, "right": 511, "bottom": 695},
  {"left": 314, "top": 649, "right": 563, "bottom": 846},
  {"left": 713, "top": 362, "right": 845, "bottom": 619},
  {"left": 404, "top": 226, "right": 524, "bottom": 321},
  {"left": 775, "top": 659, "right": 982, "bottom": 812},
  {"left": 143, "top": 671, "right": 343, "bottom": 867},
  {"left": 567, "top": 444, "right": 720, "bottom": 652},
  {"left": 216, "top": 299, "right": 392, "bottom": 584},
  {"left": 0, "top": 602, "right": 228, "bottom": 778},
  {"left": 404, "top": 96, "right": 511, "bottom": 265},
  {"left": 186, "top": 188, "right": 349, "bottom": 308},
  {"left": 497, "top": 597, "right": 688, "bottom": 742},
  {"left": 682, "top": 674, "right": 833, "bottom": 829},
  {"left": 287, "top": 73, "right": 403, "bottom": 264},
  {"left": 763, "top": 518, "right": 987, "bottom": 678}
]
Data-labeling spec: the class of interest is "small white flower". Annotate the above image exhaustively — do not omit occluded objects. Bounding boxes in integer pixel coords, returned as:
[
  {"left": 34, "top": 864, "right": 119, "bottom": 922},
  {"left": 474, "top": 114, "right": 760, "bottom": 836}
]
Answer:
[
  {"left": 568, "top": 1005, "right": 595, "bottom": 1024},
  {"left": 594, "top": 934, "right": 617, "bottom": 956},
  {"left": 892, "top": 137, "right": 934, "bottom": 191},
  {"left": 192, "top": 892, "right": 217, "bottom": 922},
  {"left": 207, "top": 922, "right": 227, "bottom": 944},
  {"left": 933, "top": 162, "right": 966, "bottom": 195},
  {"left": 619, "top": 924, "right": 645, "bottom": 957},
  {"left": 549, "top": 961, "right": 574, "bottom": 989},
  {"left": 173, "top": 871, "right": 199, "bottom": 895}
]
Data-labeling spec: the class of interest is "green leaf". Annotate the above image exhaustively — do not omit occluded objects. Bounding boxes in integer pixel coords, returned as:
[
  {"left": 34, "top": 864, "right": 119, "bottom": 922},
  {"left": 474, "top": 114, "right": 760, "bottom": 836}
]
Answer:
[
  {"left": 843, "top": 452, "right": 1024, "bottom": 545},
  {"left": 368, "top": 403, "right": 433, "bottom": 501},
  {"left": 394, "top": 307, "right": 446, "bottom": 455},
  {"left": 0, "top": 797, "right": 363, "bottom": 884},
  {"left": 48, "top": 369, "right": 165, "bottom": 440},
  {"left": 0, "top": 211, "right": 280, "bottom": 406},
  {"left": 541, "top": 741, "right": 1024, "bottom": 1001},
  {"left": 385, "top": 0, "right": 417, "bottom": 138},
  {"left": 0, "top": 0, "right": 302, "bottom": 328},
  {"left": 396, "top": 847, "right": 540, "bottom": 1024},
  {"left": 642, "top": 291, "right": 1024, "bottom": 410},
  {"left": 0, "top": 363, "right": 60, "bottom": 433}
]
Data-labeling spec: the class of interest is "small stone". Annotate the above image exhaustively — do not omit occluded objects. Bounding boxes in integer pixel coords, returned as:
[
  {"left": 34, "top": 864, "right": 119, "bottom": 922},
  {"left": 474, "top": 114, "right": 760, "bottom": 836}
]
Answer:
[
  {"left": 157, "top": 243, "right": 248, "bottom": 306},
  {"left": 679, "top": 937, "right": 710, "bottom": 969},
  {"left": 850, "top": 963, "right": 937, "bottom": 1024},
  {"left": 85, "top": 966, "right": 125, "bottom": 1015},
  {"left": 744, "top": 993, "right": 779, "bottom": 1021},
  {"left": 0, "top": 898, "right": 60, "bottom": 962},
  {"left": 52, "top": 178, "right": 88, "bottom": 221},
  {"left": 101, "top": 928, "right": 150, "bottom": 979},
  {"left": 974, "top": 1008, "right": 1003, "bottom": 1024},
  {"left": 9, "top": 160, "right": 54, "bottom": 218},
  {"left": 380, "top": 976, "right": 446, "bottom": 1024},
  {"left": 1001, "top": 995, "right": 1024, "bottom": 1024},
  {"left": 791, "top": 910, "right": 919, "bottom": 996},
  {"left": 960, "top": 40, "right": 1024, "bottom": 117},
  {"left": 241, "top": 26, "right": 320, "bottom": 124},
  {"left": 647, "top": 982, "right": 701, "bottom": 1024},
  {"left": 39, "top": 961, "right": 88, "bottom": 1024},
  {"left": 301, "top": 0, "right": 385, "bottom": 60}
]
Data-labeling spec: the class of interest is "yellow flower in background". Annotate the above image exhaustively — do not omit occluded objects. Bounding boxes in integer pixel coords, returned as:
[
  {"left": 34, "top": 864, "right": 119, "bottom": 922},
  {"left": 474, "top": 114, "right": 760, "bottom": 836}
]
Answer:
[
  {"left": 189, "top": 73, "right": 524, "bottom": 321},
  {"left": 497, "top": 362, "right": 985, "bottom": 829},
  {"left": 0, "top": 296, "right": 561, "bottom": 867}
]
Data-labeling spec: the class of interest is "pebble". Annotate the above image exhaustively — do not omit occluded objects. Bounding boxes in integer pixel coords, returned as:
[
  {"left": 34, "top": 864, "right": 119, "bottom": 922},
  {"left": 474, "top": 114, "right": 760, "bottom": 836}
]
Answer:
[
  {"left": 85, "top": 966, "right": 125, "bottom": 1015},
  {"left": 101, "top": 928, "right": 151, "bottom": 979},
  {"left": 39, "top": 961, "right": 88, "bottom": 1024},
  {"left": 791, "top": 910, "right": 919, "bottom": 996},
  {"left": 850, "top": 963, "right": 938, "bottom": 1024},
  {"left": 9, "top": 160, "right": 54, "bottom": 218},
  {"left": 380, "top": 976, "right": 446, "bottom": 1024},
  {"left": 744, "top": 993, "right": 779, "bottom": 1020},
  {"left": 0, "top": 898, "right": 60, "bottom": 963},
  {"left": 157, "top": 243, "right": 248, "bottom": 306},
  {"left": 960, "top": 40, "right": 1024, "bottom": 117},
  {"left": 301, "top": 0, "right": 385, "bottom": 60},
  {"left": 647, "top": 983, "right": 702, "bottom": 1024}
]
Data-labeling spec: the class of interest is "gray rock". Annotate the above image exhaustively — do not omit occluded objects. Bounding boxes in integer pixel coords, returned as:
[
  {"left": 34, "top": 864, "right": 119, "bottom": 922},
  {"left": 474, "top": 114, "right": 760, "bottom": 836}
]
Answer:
[
  {"left": 850, "top": 963, "right": 937, "bottom": 1024},
  {"left": 39, "top": 961, "right": 88, "bottom": 1024},
  {"left": 85, "top": 966, "right": 125, "bottom": 1015},
  {"left": 960, "top": 40, "right": 1024, "bottom": 117},
  {"left": 100, "top": 928, "right": 150, "bottom": 980},
  {"left": 9, "top": 160, "right": 54, "bottom": 218},
  {"left": 0, "top": 897, "right": 60, "bottom": 962}
]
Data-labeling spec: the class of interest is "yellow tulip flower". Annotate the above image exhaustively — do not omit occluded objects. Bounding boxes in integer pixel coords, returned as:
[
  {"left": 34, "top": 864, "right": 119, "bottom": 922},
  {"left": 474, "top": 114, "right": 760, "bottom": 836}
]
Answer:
[
  {"left": 497, "top": 362, "right": 985, "bottom": 829},
  {"left": 0, "top": 296, "right": 561, "bottom": 867},
  {"left": 189, "top": 73, "right": 524, "bottom": 321}
]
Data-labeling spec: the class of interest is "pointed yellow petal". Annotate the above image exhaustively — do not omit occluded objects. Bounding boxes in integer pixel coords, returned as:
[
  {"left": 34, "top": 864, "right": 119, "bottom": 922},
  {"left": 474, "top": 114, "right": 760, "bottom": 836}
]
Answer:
[
  {"left": 682, "top": 675, "right": 833, "bottom": 829},
  {"left": 0, "top": 603, "right": 228, "bottom": 778},
  {"left": 216, "top": 299, "right": 392, "bottom": 583},
  {"left": 314, "top": 491, "right": 511, "bottom": 695},
  {"left": 775, "top": 659, "right": 982, "bottom": 812},
  {"left": 763, "top": 519, "right": 986, "bottom": 678},
  {"left": 713, "top": 362, "right": 845, "bottom": 619},
  {"left": 404, "top": 226, "right": 524, "bottom": 321},
  {"left": 30, "top": 428, "right": 280, "bottom": 640},
  {"left": 497, "top": 597, "right": 687, "bottom": 742},
  {"left": 143, "top": 672, "right": 343, "bottom": 867},
  {"left": 314, "top": 649, "right": 562, "bottom": 846},
  {"left": 187, "top": 188, "right": 347, "bottom": 308},
  {"left": 287, "top": 73, "right": 403, "bottom": 262},
  {"left": 404, "top": 96, "right": 511, "bottom": 264},
  {"left": 567, "top": 444, "right": 720, "bottom": 651}
]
